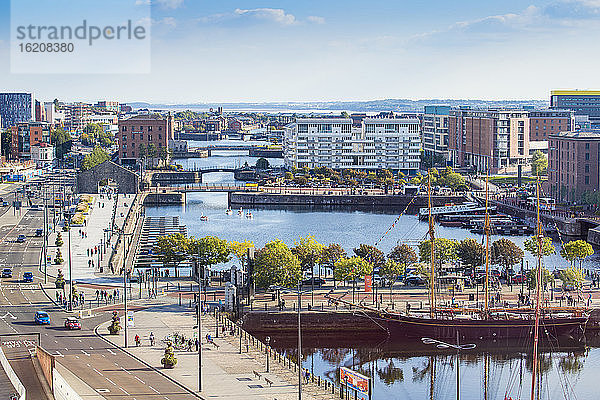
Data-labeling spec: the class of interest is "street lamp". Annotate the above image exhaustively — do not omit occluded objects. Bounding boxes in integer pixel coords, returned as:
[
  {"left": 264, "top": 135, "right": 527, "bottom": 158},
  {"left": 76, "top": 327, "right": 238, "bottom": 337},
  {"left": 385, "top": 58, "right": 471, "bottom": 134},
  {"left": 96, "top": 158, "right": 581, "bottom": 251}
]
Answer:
[
  {"left": 271, "top": 283, "right": 310, "bottom": 400},
  {"left": 265, "top": 336, "right": 271, "bottom": 372}
]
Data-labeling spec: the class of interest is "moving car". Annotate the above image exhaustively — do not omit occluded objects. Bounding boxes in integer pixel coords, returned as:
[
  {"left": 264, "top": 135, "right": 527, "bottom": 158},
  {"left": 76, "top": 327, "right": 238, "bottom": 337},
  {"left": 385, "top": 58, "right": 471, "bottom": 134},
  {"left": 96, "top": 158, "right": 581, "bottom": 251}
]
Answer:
[
  {"left": 23, "top": 272, "right": 33, "bottom": 282},
  {"left": 64, "top": 317, "right": 81, "bottom": 330},
  {"left": 1, "top": 268, "right": 12, "bottom": 278},
  {"left": 34, "top": 311, "right": 50, "bottom": 325},
  {"left": 16, "top": 234, "right": 26, "bottom": 243}
]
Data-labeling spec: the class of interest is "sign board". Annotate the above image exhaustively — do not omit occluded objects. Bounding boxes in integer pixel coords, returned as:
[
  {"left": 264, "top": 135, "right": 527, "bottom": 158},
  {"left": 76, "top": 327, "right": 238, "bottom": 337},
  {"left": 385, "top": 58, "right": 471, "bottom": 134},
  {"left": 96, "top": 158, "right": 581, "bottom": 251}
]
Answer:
[
  {"left": 340, "top": 367, "right": 370, "bottom": 396},
  {"left": 126, "top": 311, "right": 134, "bottom": 327},
  {"left": 364, "top": 275, "right": 372, "bottom": 293}
]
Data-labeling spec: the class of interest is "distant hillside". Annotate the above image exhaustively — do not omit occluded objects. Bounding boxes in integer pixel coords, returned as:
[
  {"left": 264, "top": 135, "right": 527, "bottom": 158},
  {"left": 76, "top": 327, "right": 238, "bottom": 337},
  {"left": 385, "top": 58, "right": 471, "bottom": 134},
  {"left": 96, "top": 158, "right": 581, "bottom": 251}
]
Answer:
[{"left": 129, "top": 99, "right": 549, "bottom": 113}]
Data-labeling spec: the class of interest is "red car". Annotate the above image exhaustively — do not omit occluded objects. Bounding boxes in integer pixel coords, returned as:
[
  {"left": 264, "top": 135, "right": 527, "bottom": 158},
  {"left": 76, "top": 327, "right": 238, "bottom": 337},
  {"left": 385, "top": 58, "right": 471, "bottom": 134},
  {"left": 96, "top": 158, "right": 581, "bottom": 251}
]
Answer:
[
  {"left": 511, "top": 274, "right": 527, "bottom": 284},
  {"left": 64, "top": 317, "right": 81, "bottom": 330}
]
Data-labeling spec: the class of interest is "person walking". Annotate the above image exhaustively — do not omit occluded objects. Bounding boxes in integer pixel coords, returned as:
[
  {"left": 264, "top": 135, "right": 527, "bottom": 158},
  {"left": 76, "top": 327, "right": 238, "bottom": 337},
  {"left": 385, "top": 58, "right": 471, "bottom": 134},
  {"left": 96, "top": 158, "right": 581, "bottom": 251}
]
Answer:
[{"left": 149, "top": 332, "right": 155, "bottom": 347}]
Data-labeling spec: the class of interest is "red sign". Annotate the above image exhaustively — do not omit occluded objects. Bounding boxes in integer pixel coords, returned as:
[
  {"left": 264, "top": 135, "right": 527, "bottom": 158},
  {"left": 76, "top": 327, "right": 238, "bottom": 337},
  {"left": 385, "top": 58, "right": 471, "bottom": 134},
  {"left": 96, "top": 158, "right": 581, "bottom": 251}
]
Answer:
[
  {"left": 364, "top": 275, "right": 372, "bottom": 293},
  {"left": 340, "top": 366, "right": 369, "bottom": 396}
]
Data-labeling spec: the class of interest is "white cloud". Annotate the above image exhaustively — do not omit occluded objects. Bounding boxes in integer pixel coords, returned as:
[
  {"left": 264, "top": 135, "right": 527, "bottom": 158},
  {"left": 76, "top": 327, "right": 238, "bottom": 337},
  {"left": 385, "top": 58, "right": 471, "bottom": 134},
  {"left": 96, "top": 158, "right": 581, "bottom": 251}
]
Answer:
[
  {"left": 234, "top": 8, "right": 297, "bottom": 26},
  {"left": 307, "top": 16, "right": 325, "bottom": 24},
  {"left": 155, "top": 0, "right": 184, "bottom": 9}
]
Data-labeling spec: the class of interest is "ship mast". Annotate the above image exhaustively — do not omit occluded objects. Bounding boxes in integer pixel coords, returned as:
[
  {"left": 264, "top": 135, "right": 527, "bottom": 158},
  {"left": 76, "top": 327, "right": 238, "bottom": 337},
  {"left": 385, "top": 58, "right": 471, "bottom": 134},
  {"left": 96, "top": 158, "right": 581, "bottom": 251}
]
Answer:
[
  {"left": 428, "top": 170, "right": 436, "bottom": 318},
  {"left": 530, "top": 177, "right": 543, "bottom": 400},
  {"left": 484, "top": 163, "right": 490, "bottom": 315}
]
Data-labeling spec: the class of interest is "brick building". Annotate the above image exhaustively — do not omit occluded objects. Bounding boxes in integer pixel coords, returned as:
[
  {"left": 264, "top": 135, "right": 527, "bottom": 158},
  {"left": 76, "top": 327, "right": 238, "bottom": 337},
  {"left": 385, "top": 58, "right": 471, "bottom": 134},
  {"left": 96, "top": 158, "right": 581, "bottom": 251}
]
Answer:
[
  {"left": 9, "top": 121, "right": 51, "bottom": 160},
  {"left": 528, "top": 110, "right": 573, "bottom": 141},
  {"left": 118, "top": 114, "right": 174, "bottom": 165},
  {"left": 548, "top": 131, "right": 600, "bottom": 202}
]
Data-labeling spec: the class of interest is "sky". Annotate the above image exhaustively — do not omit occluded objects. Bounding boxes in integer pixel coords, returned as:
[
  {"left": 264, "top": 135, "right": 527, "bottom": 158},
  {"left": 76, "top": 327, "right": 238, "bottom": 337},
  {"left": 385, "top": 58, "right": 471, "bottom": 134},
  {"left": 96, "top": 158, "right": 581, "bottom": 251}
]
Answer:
[{"left": 0, "top": 0, "right": 599, "bottom": 104}]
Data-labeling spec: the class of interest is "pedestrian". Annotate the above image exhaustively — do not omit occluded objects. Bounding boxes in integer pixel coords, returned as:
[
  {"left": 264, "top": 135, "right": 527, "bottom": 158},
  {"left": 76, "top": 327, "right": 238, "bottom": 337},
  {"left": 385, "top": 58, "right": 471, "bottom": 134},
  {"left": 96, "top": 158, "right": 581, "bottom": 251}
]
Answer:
[
  {"left": 96, "top": 290, "right": 99, "bottom": 300},
  {"left": 116, "top": 289, "right": 119, "bottom": 300},
  {"left": 87, "top": 249, "right": 90, "bottom": 257},
  {"left": 588, "top": 293, "right": 592, "bottom": 307},
  {"left": 149, "top": 332, "right": 155, "bottom": 346},
  {"left": 113, "top": 289, "right": 117, "bottom": 300},
  {"left": 304, "top": 369, "right": 310, "bottom": 384}
]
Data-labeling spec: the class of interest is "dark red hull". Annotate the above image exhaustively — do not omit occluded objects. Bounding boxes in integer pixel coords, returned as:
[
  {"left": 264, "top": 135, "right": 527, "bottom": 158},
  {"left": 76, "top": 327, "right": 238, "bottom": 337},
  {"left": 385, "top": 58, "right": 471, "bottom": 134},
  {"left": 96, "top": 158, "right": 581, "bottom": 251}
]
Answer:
[{"left": 375, "top": 313, "right": 588, "bottom": 342}]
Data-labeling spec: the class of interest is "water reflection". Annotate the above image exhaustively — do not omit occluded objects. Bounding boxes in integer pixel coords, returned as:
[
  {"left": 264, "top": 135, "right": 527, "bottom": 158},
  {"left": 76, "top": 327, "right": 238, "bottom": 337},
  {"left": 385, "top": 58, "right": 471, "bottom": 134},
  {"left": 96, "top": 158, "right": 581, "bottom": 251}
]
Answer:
[{"left": 263, "top": 334, "right": 598, "bottom": 400}]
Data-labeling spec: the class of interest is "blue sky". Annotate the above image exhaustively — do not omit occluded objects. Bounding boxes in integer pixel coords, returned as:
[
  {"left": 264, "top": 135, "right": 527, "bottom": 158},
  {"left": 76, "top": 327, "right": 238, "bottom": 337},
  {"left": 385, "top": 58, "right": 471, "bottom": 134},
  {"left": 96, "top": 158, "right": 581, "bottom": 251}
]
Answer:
[{"left": 1, "top": 0, "right": 599, "bottom": 103}]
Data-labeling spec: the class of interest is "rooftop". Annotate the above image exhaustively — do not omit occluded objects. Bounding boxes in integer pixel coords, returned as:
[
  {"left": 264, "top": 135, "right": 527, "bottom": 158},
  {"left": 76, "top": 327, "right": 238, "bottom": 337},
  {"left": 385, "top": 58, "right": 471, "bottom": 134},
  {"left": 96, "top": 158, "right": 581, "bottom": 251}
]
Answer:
[
  {"left": 550, "top": 130, "right": 600, "bottom": 140},
  {"left": 552, "top": 90, "right": 600, "bottom": 96}
]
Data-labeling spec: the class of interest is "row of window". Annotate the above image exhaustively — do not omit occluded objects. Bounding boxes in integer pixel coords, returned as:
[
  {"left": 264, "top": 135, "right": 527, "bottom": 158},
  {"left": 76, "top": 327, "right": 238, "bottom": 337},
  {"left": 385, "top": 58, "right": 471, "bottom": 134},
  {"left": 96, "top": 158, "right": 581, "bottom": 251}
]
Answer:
[{"left": 121, "top": 125, "right": 164, "bottom": 132}]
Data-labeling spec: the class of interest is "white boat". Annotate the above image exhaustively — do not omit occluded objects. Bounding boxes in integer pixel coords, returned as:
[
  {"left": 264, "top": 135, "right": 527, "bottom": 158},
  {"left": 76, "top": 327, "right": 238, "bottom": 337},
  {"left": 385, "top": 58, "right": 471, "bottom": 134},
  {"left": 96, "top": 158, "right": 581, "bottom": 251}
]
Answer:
[
  {"left": 225, "top": 209, "right": 233, "bottom": 215},
  {"left": 238, "top": 208, "right": 243, "bottom": 216},
  {"left": 245, "top": 212, "right": 253, "bottom": 219},
  {"left": 200, "top": 215, "right": 208, "bottom": 221}
]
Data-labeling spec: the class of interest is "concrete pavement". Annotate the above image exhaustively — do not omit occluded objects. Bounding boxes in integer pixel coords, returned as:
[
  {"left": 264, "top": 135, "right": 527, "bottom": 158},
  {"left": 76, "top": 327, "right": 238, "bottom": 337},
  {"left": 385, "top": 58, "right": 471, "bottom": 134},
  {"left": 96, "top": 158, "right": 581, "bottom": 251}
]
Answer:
[{"left": 99, "top": 298, "right": 339, "bottom": 400}]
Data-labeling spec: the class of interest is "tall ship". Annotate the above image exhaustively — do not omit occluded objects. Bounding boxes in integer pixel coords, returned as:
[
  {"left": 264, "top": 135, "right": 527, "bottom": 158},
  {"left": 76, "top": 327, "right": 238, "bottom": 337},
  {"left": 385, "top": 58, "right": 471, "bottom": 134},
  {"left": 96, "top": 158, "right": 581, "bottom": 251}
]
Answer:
[{"left": 330, "top": 170, "right": 589, "bottom": 343}]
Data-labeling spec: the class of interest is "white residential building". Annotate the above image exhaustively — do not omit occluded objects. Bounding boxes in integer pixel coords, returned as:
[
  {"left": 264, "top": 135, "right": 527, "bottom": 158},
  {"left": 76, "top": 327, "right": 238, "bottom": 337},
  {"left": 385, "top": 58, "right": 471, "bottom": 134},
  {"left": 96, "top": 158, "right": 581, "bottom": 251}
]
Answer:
[
  {"left": 30, "top": 143, "right": 55, "bottom": 167},
  {"left": 284, "top": 117, "right": 421, "bottom": 174}
]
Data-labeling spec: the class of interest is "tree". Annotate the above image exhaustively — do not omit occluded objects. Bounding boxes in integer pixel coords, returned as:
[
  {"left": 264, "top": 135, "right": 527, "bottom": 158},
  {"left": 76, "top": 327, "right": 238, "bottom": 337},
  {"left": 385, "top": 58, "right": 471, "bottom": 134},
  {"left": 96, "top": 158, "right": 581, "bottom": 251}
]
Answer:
[
  {"left": 418, "top": 238, "right": 458, "bottom": 264},
  {"left": 81, "top": 146, "right": 110, "bottom": 171},
  {"left": 254, "top": 240, "right": 302, "bottom": 289},
  {"left": 55, "top": 232, "right": 64, "bottom": 247},
  {"left": 1, "top": 130, "right": 12, "bottom": 159},
  {"left": 457, "top": 238, "right": 484, "bottom": 268},
  {"left": 228, "top": 240, "right": 254, "bottom": 269},
  {"left": 51, "top": 127, "right": 72, "bottom": 159},
  {"left": 379, "top": 259, "right": 405, "bottom": 302},
  {"left": 560, "top": 267, "right": 585, "bottom": 290},
  {"left": 320, "top": 243, "right": 346, "bottom": 287},
  {"left": 334, "top": 257, "right": 372, "bottom": 282},
  {"left": 388, "top": 244, "right": 418, "bottom": 266},
  {"left": 189, "top": 236, "right": 230, "bottom": 278},
  {"left": 531, "top": 151, "right": 548, "bottom": 177},
  {"left": 154, "top": 233, "right": 189, "bottom": 276},
  {"left": 108, "top": 311, "right": 122, "bottom": 335},
  {"left": 292, "top": 235, "right": 325, "bottom": 273},
  {"left": 55, "top": 269, "right": 65, "bottom": 289},
  {"left": 256, "top": 158, "right": 270, "bottom": 170},
  {"left": 353, "top": 244, "right": 386, "bottom": 268},
  {"left": 490, "top": 238, "right": 524, "bottom": 272},
  {"left": 524, "top": 235, "right": 555, "bottom": 257},
  {"left": 526, "top": 267, "right": 552, "bottom": 291},
  {"left": 54, "top": 249, "right": 63, "bottom": 265},
  {"left": 560, "top": 240, "right": 594, "bottom": 269}
]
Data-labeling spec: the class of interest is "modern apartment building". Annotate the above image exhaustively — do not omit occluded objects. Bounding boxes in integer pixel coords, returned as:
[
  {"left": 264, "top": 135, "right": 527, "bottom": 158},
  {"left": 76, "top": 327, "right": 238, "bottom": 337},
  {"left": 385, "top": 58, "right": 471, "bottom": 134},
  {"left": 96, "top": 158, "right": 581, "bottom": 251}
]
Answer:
[
  {"left": 0, "top": 92, "right": 34, "bottom": 129},
  {"left": 550, "top": 90, "right": 600, "bottom": 125},
  {"left": 528, "top": 110, "right": 573, "bottom": 141},
  {"left": 95, "top": 101, "right": 120, "bottom": 112},
  {"left": 548, "top": 131, "right": 600, "bottom": 202},
  {"left": 449, "top": 109, "right": 535, "bottom": 173},
  {"left": 65, "top": 103, "right": 92, "bottom": 132},
  {"left": 118, "top": 114, "right": 175, "bottom": 165},
  {"left": 284, "top": 116, "right": 421, "bottom": 174},
  {"left": 422, "top": 106, "right": 450, "bottom": 164},
  {"left": 44, "top": 102, "right": 66, "bottom": 125},
  {"left": 9, "top": 121, "right": 51, "bottom": 160}
]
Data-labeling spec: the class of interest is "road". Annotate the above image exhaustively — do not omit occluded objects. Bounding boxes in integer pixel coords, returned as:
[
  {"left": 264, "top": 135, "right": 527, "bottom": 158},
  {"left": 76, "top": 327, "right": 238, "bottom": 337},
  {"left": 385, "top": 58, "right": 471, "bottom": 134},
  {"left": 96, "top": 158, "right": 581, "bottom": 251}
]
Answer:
[{"left": 0, "top": 181, "right": 198, "bottom": 400}]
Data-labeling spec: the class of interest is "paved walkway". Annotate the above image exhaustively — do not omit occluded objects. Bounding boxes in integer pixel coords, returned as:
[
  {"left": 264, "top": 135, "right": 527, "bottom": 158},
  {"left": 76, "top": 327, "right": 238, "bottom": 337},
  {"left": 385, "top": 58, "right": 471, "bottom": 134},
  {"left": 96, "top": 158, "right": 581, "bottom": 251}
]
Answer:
[{"left": 99, "top": 298, "right": 338, "bottom": 400}]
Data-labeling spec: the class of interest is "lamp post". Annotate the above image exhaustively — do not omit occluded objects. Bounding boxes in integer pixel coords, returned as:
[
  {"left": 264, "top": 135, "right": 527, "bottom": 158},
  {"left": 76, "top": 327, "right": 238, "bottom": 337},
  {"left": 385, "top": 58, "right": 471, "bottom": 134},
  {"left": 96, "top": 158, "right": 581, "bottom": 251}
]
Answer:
[
  {"left": 271, "top": 284, "right": 310, "bottom": 400},
  {"left": 265, "top": 336, "right": 270, "bottom": 372}
]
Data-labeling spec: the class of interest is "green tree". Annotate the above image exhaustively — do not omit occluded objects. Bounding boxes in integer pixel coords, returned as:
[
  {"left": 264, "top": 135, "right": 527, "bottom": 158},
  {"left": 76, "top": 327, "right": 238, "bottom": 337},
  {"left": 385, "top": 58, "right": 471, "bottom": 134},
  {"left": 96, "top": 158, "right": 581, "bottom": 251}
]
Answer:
[
  {"left": 490, "top": 238, "right": 524, "bottom": 272},
  {"left": 54, "top": 249, "right": 64, "bottom": 265},
  {"left": 388, "top": 244, "right": 417, "bottom": 267},
  {"left": 51, "top": 127, "right": 72, "bottom": 159},
  {"left": 457, "top": 238, "right": 484, "bottom": 268},
  {"left": 253, "top": 240, "right": 302, "bottom": 289},
  {"left": 524, "top": 235, "right": 555, "bottom": 257},
  {"left": 418, "top": 238, "right": 458, "bottom": 264},
  {"left": 320, "top": 243, "right": 346, "bottom": 286},
  {"left": 55, "top": 269, "right": 65, "bottom": 289},
  {"left": 189, "top": 236, "right": 230, "bottom": 278},
  {"left": 228, "top": 240, "right": 255, "bottom": 269},
  {"left": 334, "top": 256, "right": 373, "bottom": 282},
  {"left": 353, "top": 244, "right": 386, "bottom": 268},
  {"left": 560, "top": 240, "right": 594, "bottom": 269},
  {"left": 255, "top": 158, "right": 270, "bottom": 170},
  {"left": 526, "top": 267, "right": 552, "bottom": 291},
  {"left": 560, "top": 267, "right": 585, "bottom": 290},
  {"left": 154, "top": 233, "right": 189, "bottom": 275},
  {"left": 55, "top": 232, "right": 64, "bottom": 247},
  {"left": 292, "top": 235, "right": 325, "bottom": 273},
  {"left": 81, "top": 146, "right": 110, "bottom": 170},
  {"left": 379, "top": 259, "right": 405, "bottom": 302},
  {"left": 531, "top": 151, "right": 548, "bottom": 177}
]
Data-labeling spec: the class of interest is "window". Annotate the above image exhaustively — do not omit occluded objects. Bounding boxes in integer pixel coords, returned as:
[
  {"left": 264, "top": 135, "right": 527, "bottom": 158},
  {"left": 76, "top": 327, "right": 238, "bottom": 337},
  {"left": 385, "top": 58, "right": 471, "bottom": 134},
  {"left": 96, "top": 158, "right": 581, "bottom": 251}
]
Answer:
[
  {"left": 140, "top": 134, "right": 143, "bottom": 140},
  {"left": 585, "top": 165, "right": 590, "bottom": 173},
  {"left": 586, "top": 153, "right": 590, "bottom": 160},
  {"left": 122, "top": 126, "right": 127, "bottom": 131},
  {"left": 585, "top": 176, "right": 590, "bottom": 185},
  {"left": 585, "top": 143, "right": 590, "bottom": 149},
  {"left": 148, "top": 126, "right": 153, "bottom": 132}
]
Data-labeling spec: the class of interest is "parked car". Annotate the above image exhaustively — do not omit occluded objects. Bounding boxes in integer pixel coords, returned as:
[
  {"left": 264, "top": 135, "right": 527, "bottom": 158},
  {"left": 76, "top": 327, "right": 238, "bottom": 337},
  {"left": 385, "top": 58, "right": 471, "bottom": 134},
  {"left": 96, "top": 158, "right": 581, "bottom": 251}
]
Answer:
[
  {"left": 16, "top": 234, "right": 26, "bottom": 243},
  {"left": 23, "top": 272, "right": 33, "bottom": 283},
  {"left": 1, "top": 268, "right": 12, "bottom": 278},
  {"left": 562, "top": 283, "right": 575, "bottom": 292},
  {"left": 34, "top": 311, "right": 50, "bottom": 325},
  {"left": 301, "top": 277, "right": 326, "bottom": 286},
  {"left": 511, "top": 274, "right": 527, "bottom": 284},
  {"left": 405, "top": 276, "right": 426, "bottom": 286},
  {"left": 64, "top": 317, "right": 81, "bottom": 330},
  {"left": 35, "top": 229, "right": 43, "bottom": 237}
]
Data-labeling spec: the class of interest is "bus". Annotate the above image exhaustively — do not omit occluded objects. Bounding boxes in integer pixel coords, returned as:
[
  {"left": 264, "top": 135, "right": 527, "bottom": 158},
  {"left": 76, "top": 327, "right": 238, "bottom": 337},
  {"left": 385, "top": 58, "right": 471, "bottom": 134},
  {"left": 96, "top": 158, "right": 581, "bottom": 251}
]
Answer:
[{"left": 527, "top": 197, "right": 556, "bottom": 211}]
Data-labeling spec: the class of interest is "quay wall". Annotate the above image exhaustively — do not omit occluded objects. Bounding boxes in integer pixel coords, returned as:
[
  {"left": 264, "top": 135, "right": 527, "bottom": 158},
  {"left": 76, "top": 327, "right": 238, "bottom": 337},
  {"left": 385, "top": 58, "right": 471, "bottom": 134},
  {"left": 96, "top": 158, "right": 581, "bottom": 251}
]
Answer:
[
  {"left": 143, "top": 192, "right": 184, "bottom": 205},
  {"left": 151, "top": 171, "right": 200, "bottom": 184},
  {"left": 229, "top": 192, "right": 466, "bottom": 208},
  {"left": 241, "top": 311, "right": 387, "bottom": 337},
  {"left": 589, "top": 227, "right": 600, "bottom": 247},
  {"left": 491, "top": 200, "right": 583, "bottom": 236}
]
